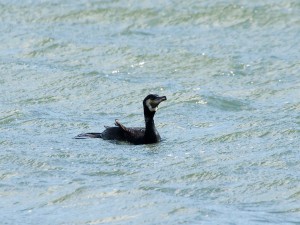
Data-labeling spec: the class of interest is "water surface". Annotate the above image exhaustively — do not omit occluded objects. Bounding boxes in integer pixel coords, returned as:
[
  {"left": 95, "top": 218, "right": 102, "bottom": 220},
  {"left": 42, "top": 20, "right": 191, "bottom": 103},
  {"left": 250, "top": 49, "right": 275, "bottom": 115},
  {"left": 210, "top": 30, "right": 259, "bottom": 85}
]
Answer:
[{"left": 1, "top": 0, "right": 300, "bottom": 224}]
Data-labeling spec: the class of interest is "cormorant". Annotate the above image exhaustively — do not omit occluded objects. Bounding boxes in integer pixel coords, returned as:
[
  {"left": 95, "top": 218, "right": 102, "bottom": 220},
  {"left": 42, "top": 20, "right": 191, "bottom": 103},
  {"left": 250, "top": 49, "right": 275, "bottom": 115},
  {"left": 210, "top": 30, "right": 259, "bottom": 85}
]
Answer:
[{"left": 75, "top": 94, "right": 167, "bottom": 145}]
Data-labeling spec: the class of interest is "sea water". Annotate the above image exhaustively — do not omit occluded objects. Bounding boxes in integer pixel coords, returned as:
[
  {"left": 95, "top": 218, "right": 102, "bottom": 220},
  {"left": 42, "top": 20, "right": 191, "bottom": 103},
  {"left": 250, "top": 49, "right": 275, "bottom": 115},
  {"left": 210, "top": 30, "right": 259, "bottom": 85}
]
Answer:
[{"left": 1, "top": 0, "right": 299, "bottom": 224}]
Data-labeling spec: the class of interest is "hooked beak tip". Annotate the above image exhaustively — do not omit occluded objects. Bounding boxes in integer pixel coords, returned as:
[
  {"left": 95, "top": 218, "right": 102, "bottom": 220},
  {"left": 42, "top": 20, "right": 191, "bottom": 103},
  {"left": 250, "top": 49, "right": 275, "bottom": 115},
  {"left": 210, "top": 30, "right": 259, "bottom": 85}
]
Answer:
[{"left": 161, "top": 96, "right": 167, "bottom": 101}]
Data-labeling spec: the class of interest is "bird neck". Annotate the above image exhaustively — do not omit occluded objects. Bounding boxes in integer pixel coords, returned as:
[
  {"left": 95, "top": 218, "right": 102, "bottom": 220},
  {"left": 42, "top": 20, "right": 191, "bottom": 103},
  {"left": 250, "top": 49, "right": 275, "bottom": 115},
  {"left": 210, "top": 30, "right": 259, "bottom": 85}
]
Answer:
[
  {"left": 145, "top": 112, "right": 157, "bottom": 134},
  {"left": 145, "top": 116, "right": 155, "bottom": 129},
  {"left": 143, "top": 108, "right": 160, "bottom": 143},
  {"left": 144, "top": 116, "right": 159, "bottom": 144},
  {"left": 143, "top": 106, "right": 155, "bottom": 124}
]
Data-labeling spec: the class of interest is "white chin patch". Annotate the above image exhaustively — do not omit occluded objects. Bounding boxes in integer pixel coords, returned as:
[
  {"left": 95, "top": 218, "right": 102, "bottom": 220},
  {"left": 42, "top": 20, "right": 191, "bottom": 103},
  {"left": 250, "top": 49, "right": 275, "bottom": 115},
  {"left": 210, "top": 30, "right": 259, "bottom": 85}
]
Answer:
[{"left": 146, "top": 99, "right": 157, "bottom": 112}]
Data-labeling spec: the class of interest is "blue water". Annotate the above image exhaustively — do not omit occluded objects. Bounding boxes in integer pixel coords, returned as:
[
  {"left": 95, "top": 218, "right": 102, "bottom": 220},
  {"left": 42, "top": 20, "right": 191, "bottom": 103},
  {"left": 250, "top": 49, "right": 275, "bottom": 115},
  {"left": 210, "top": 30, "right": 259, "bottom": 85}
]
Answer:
[{"left": 1, "top": 0, "right": 300, "bottom": 224}]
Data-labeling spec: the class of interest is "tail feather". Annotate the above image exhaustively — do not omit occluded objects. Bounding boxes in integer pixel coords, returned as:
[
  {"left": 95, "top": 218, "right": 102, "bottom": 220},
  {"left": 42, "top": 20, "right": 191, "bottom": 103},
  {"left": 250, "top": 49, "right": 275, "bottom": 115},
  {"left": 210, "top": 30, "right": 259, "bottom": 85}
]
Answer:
[{"left": 74, "top": 133, "right": 102, "bottom": 139}]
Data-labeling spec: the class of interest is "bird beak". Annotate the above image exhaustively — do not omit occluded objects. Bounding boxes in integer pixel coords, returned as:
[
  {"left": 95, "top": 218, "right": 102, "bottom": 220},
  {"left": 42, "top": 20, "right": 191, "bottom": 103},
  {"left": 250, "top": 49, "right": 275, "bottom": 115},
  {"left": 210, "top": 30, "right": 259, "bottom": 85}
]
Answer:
[{"left": 153, "top": 96, "right": 167, "bottom": 105}]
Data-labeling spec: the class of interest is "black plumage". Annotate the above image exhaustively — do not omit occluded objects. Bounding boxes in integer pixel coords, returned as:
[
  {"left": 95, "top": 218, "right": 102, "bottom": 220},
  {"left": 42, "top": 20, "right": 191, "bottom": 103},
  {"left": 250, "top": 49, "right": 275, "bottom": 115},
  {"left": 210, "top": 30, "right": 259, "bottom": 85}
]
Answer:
[{"left": 75, "top": 94, "right": 167, "bottom": 145}]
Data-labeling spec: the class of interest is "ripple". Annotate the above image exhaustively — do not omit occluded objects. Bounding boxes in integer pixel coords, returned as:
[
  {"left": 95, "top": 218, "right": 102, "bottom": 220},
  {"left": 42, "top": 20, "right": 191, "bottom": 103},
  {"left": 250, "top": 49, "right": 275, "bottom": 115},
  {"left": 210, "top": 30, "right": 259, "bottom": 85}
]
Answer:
[
  {"left": 0, "top": 110, "right": 22, "bottom": 125},
  {"left": 51, "top": 187, "right": 86, "bottom": 204},
  {"left": 205, "top": 95, "right": 251, "bottom": 111},
  {"left": 1, "top": 0, "right": 299, "bottom": 224}
]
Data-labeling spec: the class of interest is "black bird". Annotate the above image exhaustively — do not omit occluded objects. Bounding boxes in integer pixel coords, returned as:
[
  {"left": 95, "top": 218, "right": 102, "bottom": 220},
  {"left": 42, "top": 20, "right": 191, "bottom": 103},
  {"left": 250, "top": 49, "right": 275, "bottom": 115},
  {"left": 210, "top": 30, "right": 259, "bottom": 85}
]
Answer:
[{"left": 75, "top": 94, "right": 167, "bottom": 145}]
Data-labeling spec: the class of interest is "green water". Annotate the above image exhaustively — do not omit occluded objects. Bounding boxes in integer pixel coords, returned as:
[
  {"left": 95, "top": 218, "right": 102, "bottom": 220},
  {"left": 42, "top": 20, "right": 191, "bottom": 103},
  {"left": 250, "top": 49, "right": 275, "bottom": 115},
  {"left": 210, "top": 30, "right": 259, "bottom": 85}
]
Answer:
[{"left": 1, "top": 0, "right": 300, "bottom": 224}]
